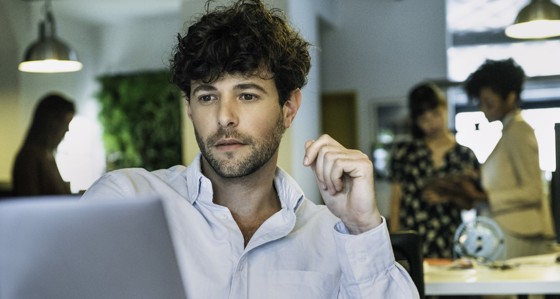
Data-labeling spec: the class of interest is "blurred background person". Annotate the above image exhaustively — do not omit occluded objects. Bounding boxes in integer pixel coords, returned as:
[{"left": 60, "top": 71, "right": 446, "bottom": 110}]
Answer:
[
  {"left": 389, "top": 82, "right": 481, "bottom": 259},
  {"left": 464, "top": 58, "right": 554, "bottom": 259},
  {"left": 12, "top": 93, "right": 75, "bottom": 196}
]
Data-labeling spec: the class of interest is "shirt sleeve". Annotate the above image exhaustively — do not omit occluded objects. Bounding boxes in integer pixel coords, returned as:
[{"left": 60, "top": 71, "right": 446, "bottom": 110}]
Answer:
[{"left": 333, "top": 217, "right": 420, "bottom": 299}]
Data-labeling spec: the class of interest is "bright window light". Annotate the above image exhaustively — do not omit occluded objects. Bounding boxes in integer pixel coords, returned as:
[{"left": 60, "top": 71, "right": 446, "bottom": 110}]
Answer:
[
  {"left": 447, "top": 41, "right": 560, "bottom": 82},
  {"left": 455, "top": 109, "right": 560, "bottom": 171},
  {"left": 55, "top": 115, "right": 105, "bottom": 193},
  {"left": 455, "top": 112, "right": 502, "bottom": 164},
  {"left": 522, "top": 108, "right": 560, "bottom": 172}
]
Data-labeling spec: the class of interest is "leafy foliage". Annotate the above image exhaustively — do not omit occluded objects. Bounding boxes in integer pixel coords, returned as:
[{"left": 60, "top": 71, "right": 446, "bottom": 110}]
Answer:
[{"left": 96, "top": 71, "right": 183, "bottom": 171}]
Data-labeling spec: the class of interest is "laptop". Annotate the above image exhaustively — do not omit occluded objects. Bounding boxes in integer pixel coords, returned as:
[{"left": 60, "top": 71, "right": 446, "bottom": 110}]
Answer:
[{"left": 0, "top": 196, "right": 186, "bottom": 299}]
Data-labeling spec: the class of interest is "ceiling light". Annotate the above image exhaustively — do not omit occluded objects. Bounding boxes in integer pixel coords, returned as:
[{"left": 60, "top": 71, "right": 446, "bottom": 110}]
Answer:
[
  {"left": 505, "top": 0, "right": 560, "bottom": 39},
  {"left": 18, "top": 0, "right": 83, "bottom": 73}
]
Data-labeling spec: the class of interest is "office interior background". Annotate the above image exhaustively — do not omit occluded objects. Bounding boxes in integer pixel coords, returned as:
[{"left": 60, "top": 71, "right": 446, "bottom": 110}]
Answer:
[{"left": 1, "top": 0, "right": 559, "bottom": 216}]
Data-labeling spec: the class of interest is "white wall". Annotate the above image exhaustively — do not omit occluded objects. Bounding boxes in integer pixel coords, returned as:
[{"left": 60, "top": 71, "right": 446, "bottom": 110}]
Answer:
[
  {"left": 287, "top": 0, "right": 337, "bottom": 204},
  {"left": 97, "top": 14, "right": 182, "bottom": 74}
]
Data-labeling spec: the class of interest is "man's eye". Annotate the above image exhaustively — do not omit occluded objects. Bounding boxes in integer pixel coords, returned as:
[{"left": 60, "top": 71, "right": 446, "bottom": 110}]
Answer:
[
  {"left": 199, "top": 95, "right": 215, "bottom": 102},
  {"left": 240, "top": 94, "right": 257, "bottom": 101}
]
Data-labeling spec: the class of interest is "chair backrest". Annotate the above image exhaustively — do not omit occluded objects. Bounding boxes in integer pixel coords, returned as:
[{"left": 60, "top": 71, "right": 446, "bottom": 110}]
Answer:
[{"left": 390, "top": 230, "right": 424, "bottom": 299}]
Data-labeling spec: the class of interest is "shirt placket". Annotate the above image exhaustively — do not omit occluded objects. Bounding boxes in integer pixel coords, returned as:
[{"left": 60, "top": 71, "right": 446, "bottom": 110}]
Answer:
[{"left": 229, "top": 254, "right": 249, "bottom": 298}]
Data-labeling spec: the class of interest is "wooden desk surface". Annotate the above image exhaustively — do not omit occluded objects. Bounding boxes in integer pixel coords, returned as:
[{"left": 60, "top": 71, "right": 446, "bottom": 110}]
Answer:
[{"left": 424, "top": 253, "right": 560, "bottom": 296}]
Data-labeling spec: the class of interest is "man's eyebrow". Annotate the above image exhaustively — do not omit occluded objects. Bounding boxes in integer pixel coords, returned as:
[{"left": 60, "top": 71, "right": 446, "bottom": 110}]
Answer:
[
  {"left": 191, "top": 84, "right": 217, "bottom": 95},
  {"left": 235, "top": 83, "right": 268, "bottom": 95}
]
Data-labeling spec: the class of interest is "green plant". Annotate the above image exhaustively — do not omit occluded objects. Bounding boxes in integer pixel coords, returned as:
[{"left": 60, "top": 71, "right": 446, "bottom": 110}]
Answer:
[{"left": 96, "top": 71, "right": 183, "bottom": 171}]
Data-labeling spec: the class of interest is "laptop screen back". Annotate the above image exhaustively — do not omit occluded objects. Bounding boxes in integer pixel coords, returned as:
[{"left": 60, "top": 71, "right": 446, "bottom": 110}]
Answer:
[{"left": 0, "top": 196, "right": 186, "bottom": 299}]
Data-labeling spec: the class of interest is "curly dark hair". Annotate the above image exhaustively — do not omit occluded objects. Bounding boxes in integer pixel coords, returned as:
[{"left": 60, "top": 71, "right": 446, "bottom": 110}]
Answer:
[
  {"left": 170, "top": 0, "right": 311, "bottom": 106},
  {"left": 407, "top": 82, "right": 446, "bottom": 139},
  {"left": 464, "top": 58, "right": 525, "bottom": 104}
]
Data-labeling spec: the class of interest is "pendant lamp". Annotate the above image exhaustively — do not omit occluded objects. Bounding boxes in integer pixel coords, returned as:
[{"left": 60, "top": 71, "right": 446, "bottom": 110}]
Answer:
[
  {"left": 18, "top": 0, "right": 83, "bottom": 73},
  {"left": 505, "top": 0, "right": 560, "bottom": 39}
]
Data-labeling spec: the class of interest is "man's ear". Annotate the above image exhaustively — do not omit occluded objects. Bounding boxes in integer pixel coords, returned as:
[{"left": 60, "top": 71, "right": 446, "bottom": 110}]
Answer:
[
  {"left": 186, "top": 97, "right": 193, "bottom": 120},
  {"left": 283, "top": 89, "right": 302, "bottom": 129}
]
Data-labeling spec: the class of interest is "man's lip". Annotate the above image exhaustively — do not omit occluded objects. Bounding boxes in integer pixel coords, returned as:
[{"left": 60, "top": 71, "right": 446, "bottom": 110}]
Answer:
[{"left": 215, "top": 138, "right": 244, "bottom": 146}]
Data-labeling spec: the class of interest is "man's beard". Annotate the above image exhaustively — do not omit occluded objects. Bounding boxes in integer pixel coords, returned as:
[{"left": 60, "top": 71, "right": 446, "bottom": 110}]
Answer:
[{"left": 194, "top": 114, "right": 285, "bottom": 178}]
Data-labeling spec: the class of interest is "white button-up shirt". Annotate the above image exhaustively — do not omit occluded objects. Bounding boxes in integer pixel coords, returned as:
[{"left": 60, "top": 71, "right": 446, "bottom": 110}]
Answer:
[{"left": 82, "top": 155, "right": 418, "bottom": 299}]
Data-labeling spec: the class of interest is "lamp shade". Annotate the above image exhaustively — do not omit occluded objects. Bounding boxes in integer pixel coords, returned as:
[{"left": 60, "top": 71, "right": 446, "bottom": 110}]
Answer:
[
  {"left": 18, "top": 10, "right": 82, "bottom": 73},
  {"left": 505, "top": 0, "right": 560, "bottom": 39}
]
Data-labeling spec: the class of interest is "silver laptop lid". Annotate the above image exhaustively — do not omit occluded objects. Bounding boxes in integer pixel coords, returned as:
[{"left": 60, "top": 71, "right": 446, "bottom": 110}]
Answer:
[{"left": 0, "top": 196, "right": 186, "bottom": 299}]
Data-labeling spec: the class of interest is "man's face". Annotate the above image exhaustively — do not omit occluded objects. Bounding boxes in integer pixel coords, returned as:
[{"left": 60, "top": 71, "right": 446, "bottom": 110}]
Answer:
[
  {"left": 188, "top": 73, "right": 288, "bottom": 178},
  {"left": 478, "top": 87, "right": 515, "bottom": 122}
]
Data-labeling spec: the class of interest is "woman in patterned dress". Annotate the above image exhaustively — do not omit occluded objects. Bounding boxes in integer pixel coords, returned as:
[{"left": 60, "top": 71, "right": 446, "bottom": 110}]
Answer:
[{"left": 389, "top": 82, "right": 481, "bottom": 258}]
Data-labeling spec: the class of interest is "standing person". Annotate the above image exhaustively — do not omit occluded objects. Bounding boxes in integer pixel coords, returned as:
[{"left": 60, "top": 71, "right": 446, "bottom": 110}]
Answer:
[
  {"left": 464, "top": 58, "right": 553, "bottom": 259},
  {"left": 389, "top": 82, "right": 482, "bottom": 259},
  {"left": 81, "top": 1, "right": 418, "bottom": 298},
  {"left": 12, "top": 93, "right": 75, "bottom": 196}
]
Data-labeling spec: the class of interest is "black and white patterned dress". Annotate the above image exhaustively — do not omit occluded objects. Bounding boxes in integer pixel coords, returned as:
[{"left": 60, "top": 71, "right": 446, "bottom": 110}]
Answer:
[{"left": 390, "top": 139, "right": 480, "bottom": 258}]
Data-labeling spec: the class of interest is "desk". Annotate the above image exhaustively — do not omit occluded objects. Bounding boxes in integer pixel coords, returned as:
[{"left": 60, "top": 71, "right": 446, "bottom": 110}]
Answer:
[{"left": 424, "top": 253, "right": 560, "bottom": 296}]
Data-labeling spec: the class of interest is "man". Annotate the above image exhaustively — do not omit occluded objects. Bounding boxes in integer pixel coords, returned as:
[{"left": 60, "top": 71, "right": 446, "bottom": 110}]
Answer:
[
  {"left": 464, "top": 58, "right": 553, "bottom": 259},
  {"left": 82, "top": 0, "right": 418, "bottom": 298}
]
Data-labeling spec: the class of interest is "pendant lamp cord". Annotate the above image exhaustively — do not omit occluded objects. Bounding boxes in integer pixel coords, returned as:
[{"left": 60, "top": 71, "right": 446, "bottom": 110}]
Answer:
[
  {"left": 40, "top": 0, "right": 56, "bottom": 37},
  {"left": 42, "top": 0, "right": 52, "bottom": 17}
]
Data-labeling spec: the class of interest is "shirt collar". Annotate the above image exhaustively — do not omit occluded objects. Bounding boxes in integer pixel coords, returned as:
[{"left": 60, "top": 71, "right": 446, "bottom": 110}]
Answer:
[{"left": 183, "top": 154, "right": 305, "bottom": 212}]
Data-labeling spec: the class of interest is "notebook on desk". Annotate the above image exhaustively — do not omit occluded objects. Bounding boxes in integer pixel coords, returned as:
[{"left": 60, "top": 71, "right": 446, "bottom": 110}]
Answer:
[{"left": 0, "top": 195, "right": 186, "bottom": 299}]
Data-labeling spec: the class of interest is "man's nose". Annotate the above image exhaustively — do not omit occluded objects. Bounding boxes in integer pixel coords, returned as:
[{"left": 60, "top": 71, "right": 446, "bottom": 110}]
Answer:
[{"left": 217, "top": 97, "right": 239, "bottom": 128}]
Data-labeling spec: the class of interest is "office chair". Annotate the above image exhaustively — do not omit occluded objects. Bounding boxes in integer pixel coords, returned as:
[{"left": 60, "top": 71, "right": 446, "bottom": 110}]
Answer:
[{"left": 390, "top": 230, "right": 424, "bottom": 299}]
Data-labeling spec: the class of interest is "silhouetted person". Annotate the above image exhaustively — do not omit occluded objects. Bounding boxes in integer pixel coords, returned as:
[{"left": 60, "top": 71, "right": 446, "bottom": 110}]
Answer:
[{"left": 12, "top": 93, "right": 75, "bottom": 196}]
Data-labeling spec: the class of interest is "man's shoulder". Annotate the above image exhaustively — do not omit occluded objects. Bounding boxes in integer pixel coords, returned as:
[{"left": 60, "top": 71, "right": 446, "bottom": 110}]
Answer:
[
  {"left": 152, "top": 165, "right": 189, "bottom": 178},
  {"left": 83, "top": 165, "right": 190, "bottom": 200},
  {"left": 93, "top": 165, "right": 189, "bottom": 191}
]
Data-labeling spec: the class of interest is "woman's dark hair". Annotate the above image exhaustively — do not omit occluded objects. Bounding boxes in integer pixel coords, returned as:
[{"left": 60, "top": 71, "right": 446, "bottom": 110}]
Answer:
[
  {"left": 170, "top": 0, "right": 311, "bottom": 106},
  {"left": 24, "top": 93, "right": 75, "bottom": 150},
  {"left": 464, "top": 58, "right": 525, "bottom": 104},
  {"left": 408, "top": 82, "right": 446, "bottom": 139}
]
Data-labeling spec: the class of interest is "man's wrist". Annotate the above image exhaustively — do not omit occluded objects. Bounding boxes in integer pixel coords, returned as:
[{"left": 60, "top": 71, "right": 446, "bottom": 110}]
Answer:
[{"left": 344, "top": 211, "right": 383, "bottom": 235}]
